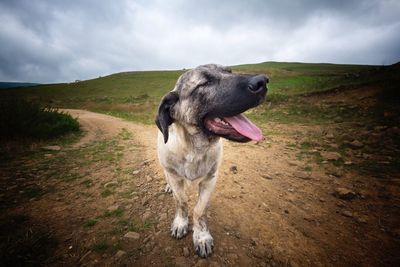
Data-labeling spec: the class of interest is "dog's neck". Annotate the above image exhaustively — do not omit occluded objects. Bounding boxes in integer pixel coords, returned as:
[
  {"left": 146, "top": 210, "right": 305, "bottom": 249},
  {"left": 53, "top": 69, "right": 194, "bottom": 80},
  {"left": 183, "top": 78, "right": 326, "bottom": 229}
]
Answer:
[{"left": 171, "top": 123, "right": 220, "bottom": 153}]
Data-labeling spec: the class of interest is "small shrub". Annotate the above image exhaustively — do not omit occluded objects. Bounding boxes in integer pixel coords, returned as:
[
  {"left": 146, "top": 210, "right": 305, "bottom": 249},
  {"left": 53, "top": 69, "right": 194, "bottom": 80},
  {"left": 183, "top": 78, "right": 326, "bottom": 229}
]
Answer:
[
  {"left": 0, "top": 98, "right": 80, "bottom": 140},
  {"left": 89, "top": 241, "right": 109, "bottom": 252},
  {"left": 98, "top": 208, "right": 125, "bottom": 218},
  {"left": 101, "top": 189, "right": 113, "bottom": 198},
  {"left": 83, "top": 219, "right": 97, "bottom": 228},
  {"left": 81, "top": 179, "right": 93, "bottom": 188}
]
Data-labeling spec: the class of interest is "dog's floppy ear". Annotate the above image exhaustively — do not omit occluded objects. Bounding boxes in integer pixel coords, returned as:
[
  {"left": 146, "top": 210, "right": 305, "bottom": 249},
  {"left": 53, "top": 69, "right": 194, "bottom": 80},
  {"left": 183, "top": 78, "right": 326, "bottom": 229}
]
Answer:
[{"left": 155, "top": 91, "right": 179, "bottom": 144}]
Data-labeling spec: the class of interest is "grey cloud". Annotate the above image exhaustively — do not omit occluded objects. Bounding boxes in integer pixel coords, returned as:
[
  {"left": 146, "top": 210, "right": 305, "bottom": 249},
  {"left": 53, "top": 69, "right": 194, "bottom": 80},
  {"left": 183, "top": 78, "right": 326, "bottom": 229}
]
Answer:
[{"left": 0, "top": 0, "right": 399, "bottom": 83}]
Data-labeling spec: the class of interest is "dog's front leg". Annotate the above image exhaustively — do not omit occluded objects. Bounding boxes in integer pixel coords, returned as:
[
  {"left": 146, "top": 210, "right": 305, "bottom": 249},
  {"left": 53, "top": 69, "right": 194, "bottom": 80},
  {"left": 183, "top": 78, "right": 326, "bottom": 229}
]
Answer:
[
  {"left": 165, "top": 171, "right": 189, "bottom": 239},
  {"left": 193, "top": 171, "right": 217, "bottom": 257}
]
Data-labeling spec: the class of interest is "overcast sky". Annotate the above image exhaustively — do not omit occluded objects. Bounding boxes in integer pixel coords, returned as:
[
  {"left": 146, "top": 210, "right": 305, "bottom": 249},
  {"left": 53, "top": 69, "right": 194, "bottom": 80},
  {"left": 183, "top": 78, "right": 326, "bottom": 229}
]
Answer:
[{"left": 1, "top": 0, "right": 399, "bottom": 83}]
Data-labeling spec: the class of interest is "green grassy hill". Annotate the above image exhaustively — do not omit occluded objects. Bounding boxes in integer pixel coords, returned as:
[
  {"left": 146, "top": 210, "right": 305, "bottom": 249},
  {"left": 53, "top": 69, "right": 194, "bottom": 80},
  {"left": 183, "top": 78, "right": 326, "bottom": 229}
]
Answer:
[
  {"left": 1, "top": 61, "right": 396, "bottom": 124},
  {"left": 0, "top": 82, "right": 41, "bottom": 89}
]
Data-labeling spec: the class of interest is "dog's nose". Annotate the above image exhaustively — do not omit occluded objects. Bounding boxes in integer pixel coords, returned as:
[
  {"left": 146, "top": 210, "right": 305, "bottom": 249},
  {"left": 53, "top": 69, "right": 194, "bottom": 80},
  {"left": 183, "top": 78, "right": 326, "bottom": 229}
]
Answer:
[{"left": 248, "top": 75, "right": 268, "bottom": 94}]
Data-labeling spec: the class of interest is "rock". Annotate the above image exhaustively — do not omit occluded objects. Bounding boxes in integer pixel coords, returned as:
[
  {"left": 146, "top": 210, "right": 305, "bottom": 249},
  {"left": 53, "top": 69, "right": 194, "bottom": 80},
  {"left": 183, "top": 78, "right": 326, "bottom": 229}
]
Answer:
[
  {"left": 132, "top": 170, "right": 140, "bottom": 175},
  {"left": 234, "top": 231, "right": 241, "bottom": 239},
  {"left": 355, "top": 215, "right": 368, "bottom": 224},
  {"left": 349, "top": 140, "right": 363, "bottom": 149},
  {"left": 183, "top": 247, "right": 190, "bottom": 257},
  {"left": 159, "top": 212, "right": 168, "bottom": 221},
  {"left": 251, "top": 237, "right": 259, "bottom": 246},
  {"left": 44, "top": 154, "right": 53, "bottom": 158},
  {"left": 366, "top": 133, "right": 381, "bottom": 146},
  {"left": 115, "top": 250, "right": 126, "bottom": 258},
  {"left": 141, "top": 198, "right": 149, "bottom": 206},
  {"left": 334, "top": 187, "right": 356, "bottom": 200},
  {"left": 336, "top": 202, "right": 346, "bottom": 208},
  {"left": 294, "top": 172, "right": 311, "bottom": 180},
  {"left": 334, "top": 117, "right": 343, "bottom": 123},
  {"left": 341, "top": 210, "right": 353, "bottom": 217},
  {"left": 330, "top": 143, "right": 339, "bottom": 149},
  {"left": 142, "top": 211, "right": 151, "bottom": 221},
  {"left": 146, "top": 176, "right": 153, "bottom": 182},
  {"left": 143, "top": 241, "right": 155, "bottom": 253},
  {"left": 107, "top": 204, "right": 120, "bottom": 211},
  {"left": 326, "top": 133, "right": 335, "bottom": 139},
  {"left": 230, "top": 165, "right": 238, "bottom": 174},
  {"left": 42, "top": 145, "right": 61, "bottom": 151},
  {"left": 104, "top": 181, "right": 118, "bottom": 188},
  {"left": 141, "top": 159, "right": 153, "bottom": 166},
  {"left": 143, "top": 235, "right": 151, "bottom": 244},
  {"left": 329, "top": 169, "right": 344, "bottom": 178},
  {"left": 260, "top": 174, "right": 273, "bottom": 180},
  {"left": 124, "top": 231, "right": 140, "bottom": 240},
  {"left": 320, "top": 151, "right": 342, "bottom": 161}
]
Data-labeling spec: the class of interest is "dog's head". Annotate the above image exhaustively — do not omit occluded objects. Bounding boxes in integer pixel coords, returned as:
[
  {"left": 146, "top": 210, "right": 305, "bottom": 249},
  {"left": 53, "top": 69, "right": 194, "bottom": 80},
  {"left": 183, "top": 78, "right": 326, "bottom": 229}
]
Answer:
[{"left": 156, "top": 64, "right": 268, "bottom": 143}]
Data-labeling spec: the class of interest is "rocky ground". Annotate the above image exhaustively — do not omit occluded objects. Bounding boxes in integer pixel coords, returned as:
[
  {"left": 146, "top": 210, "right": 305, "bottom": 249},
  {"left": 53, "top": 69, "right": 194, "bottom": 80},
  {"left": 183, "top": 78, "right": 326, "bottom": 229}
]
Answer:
[{"left": 0, "top": 85, "right": 399, "bottom": 266}]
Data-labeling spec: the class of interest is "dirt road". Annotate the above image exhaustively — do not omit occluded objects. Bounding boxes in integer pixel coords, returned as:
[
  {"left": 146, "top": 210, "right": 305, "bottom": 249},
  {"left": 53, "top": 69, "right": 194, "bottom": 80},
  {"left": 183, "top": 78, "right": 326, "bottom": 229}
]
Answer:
[{"left": 1, "top": 109, "right": 399, "bottom": 266}]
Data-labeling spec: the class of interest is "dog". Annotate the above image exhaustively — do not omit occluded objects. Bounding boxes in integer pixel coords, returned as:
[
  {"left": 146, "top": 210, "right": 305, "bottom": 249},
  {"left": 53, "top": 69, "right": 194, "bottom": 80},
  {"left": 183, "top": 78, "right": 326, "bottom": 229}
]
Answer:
[{"left": 156, "top": 64, "right": 268, "bottom": 257}]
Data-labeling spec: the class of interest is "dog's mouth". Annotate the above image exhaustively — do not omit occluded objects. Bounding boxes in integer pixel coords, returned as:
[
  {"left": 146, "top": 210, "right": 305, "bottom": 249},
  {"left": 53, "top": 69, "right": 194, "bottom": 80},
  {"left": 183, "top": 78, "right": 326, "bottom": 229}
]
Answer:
[{"left": 204, "top": 114, "right": 262, "bottom": 142}]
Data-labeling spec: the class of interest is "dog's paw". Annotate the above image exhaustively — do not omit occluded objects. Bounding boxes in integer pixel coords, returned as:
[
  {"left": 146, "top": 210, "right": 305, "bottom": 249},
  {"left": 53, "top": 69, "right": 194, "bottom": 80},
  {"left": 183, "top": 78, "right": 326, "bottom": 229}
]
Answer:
[
  {"left": 193, "top": 230, "right": 214, "bottom": 258},
  {"left": 170, "top": 215, "right": 188, "bottom": 239},
  {"left": 164, "top": 183, "right": 173, "bottom": 194}
]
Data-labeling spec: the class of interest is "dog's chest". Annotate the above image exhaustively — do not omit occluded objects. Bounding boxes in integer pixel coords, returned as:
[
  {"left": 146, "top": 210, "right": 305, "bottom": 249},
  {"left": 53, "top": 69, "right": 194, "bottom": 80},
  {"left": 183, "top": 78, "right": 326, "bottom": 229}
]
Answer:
[{"left": 179, "top": 152, "right": 212, "bottom": 180}]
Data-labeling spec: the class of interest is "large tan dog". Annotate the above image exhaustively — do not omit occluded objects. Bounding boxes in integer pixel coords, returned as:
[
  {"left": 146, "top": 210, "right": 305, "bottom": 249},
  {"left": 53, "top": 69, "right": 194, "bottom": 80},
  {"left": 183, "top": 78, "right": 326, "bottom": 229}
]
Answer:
[{"left": 156, "top": 64, "right": 268, "bottom": 257}]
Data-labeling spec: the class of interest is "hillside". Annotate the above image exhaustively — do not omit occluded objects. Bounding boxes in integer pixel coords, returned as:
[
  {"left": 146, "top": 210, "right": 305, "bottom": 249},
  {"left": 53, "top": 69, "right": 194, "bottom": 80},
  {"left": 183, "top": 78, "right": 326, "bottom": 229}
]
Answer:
[
  {"left": 1, "top": 61, "right": 393, "bottom": 125},
  {"left": 0, "top": 82, "right": 41, "bottom": 89}
]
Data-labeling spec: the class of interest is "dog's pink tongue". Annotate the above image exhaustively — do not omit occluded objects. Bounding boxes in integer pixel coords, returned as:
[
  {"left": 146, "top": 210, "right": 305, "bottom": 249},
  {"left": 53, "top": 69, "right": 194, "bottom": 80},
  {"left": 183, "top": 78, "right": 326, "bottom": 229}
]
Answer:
[{"left": 224, "top": 114, "right": 263, "bottom": 141}]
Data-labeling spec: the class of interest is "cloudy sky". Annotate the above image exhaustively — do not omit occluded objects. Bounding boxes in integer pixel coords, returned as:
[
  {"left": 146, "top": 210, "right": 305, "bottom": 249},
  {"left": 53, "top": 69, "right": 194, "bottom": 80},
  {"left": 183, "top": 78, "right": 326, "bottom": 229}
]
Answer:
[{"left": 1, "top": 0, "right": 399, "bottom": 83}]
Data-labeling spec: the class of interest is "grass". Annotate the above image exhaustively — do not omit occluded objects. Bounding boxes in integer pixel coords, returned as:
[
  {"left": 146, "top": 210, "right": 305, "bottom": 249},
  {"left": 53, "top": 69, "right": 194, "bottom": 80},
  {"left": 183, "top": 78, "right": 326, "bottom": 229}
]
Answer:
[
  {"left": 98, "top": 208, "right": 125, "bottom": 218},
  {"left": 119, "top": 188, "right": 137, "bottom": 199},
  {"left": 89, "top": 241, "right": 109, "bottom": 252},
  {"left": 0, "top": 215, "right": 58, "bottom": 266},
  {"left": 81, "top": 179, "right": 93, "bottom": 188},
  {"left": 248, "top": 100, "right": 376, "bottom": 125},
  {"left": 59, "top": 172, "right": 80, "bottom": 182},
  {"left": 101, "top": 189, "right": 114, "bottom": 198},
  {"left": 0, "top": 98, "right": 80, "bottom": 140},
  {"left": 118, "top": 128, "right": 132, "bottom": 140},
  {"left": 83, "top": 219, "right": 97, "bottom": 228},
  {"left": 0, "top": 61, "right": 385, "bottom": 125},
  {"left": 352, "top": 158, "right": 400, "bottom": 177},
  {"left": 116, "top": 218, "right": 153, "bottom": 233}
]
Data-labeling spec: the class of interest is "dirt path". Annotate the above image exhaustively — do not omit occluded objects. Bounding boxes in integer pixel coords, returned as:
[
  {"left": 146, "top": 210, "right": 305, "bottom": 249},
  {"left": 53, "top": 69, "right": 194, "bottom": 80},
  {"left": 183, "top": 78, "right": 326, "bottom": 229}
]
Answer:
[{"left": 1, "top": 109, "right": 399, "bottom": 266}]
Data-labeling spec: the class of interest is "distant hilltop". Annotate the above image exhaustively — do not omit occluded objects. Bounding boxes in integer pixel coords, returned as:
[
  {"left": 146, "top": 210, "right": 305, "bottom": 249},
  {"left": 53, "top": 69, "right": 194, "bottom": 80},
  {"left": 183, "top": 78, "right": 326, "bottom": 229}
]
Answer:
[{"left": 0, "top": 82, "right": 41, "bottom": 89}]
